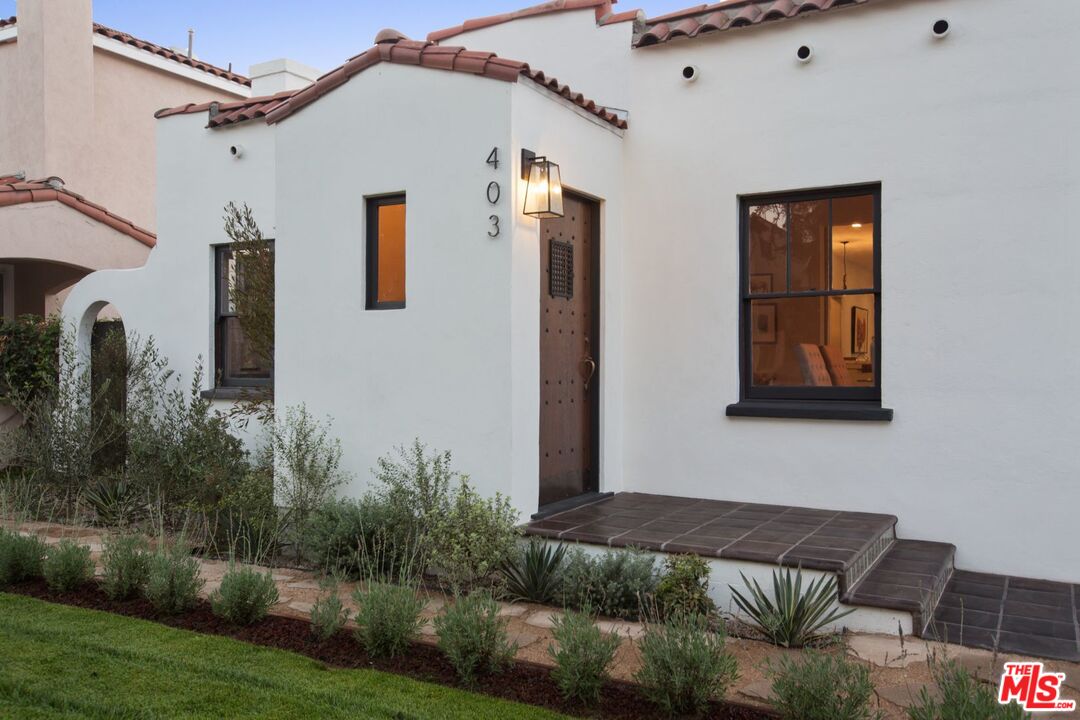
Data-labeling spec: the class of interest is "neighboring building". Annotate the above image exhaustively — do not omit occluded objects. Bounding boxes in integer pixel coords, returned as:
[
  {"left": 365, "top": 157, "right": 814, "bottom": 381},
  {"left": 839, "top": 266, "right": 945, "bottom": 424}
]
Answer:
[
  {"left": 0, "top": 0, "right": 254, "bottom": 319},
  {"left": 63, "top": 0, "right": 1080, "bottom": 656}
]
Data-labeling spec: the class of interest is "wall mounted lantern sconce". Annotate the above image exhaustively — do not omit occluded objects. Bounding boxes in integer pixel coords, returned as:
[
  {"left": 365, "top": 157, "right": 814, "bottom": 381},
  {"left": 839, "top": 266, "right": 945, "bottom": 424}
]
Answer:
[{"left": 521, "top": 149, "right": 564, "bottom": 218}]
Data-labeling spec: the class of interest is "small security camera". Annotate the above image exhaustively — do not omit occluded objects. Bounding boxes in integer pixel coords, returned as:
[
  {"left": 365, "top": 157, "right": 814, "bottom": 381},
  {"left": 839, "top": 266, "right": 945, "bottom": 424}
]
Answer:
[
  {"left": 931, "top": 19, "right": 950, "bottom": 38},
  {"left": 796, "top": 45, "right": 813, "bottom": 63},
  {"left": 229, "top": 144, "right": 244, "bottom": 159},
  {"left": 681, "top": 65, "right": 699, "bottom": 83}
]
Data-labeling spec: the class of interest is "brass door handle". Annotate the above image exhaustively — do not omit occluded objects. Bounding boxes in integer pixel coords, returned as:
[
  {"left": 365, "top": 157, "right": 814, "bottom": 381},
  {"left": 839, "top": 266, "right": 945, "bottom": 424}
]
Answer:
[{"left": 582, "top": 355, "right": 596, "bottom": 392}]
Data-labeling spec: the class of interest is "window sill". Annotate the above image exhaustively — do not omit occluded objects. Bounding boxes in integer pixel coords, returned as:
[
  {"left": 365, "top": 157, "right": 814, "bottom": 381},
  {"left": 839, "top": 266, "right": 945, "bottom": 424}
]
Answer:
[
  {"left": 200, "top": 387, "right": 271, "bottom": 401},
  {"left": 726, "top": 400, "right": 893, "bottom": 422}
]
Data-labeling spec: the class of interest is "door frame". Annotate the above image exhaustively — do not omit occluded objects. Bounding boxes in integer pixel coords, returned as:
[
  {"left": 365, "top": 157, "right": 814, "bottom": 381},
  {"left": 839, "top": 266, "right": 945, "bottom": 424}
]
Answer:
[{"left": 537, "top": 188, "right": 602, "bottom": 509}]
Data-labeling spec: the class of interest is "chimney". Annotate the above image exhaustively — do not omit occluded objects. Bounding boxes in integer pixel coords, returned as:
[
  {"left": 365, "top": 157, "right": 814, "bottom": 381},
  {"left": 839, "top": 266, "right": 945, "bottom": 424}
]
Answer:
[
  {"left": 13, "top": 0, "right": 95, "bottom": 190},
  {"left": 248, "top": 58, "right": 320, "bottom": 96}
]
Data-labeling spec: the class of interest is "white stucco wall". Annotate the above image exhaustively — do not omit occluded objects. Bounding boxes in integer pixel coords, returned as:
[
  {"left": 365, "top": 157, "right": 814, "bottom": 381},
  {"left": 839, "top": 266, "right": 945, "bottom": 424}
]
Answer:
[{"left": 616, "top": 0, "right": 1080, "bottom": 581}]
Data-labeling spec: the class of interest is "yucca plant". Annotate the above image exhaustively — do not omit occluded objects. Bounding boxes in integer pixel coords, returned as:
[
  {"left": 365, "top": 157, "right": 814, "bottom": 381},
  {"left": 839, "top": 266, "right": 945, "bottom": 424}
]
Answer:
[
  {"left": 500, "top": 538, "right": 565, "bottom": 603},
  {"left": 729, "top": 567, "right": 853, "bottom": 647}
]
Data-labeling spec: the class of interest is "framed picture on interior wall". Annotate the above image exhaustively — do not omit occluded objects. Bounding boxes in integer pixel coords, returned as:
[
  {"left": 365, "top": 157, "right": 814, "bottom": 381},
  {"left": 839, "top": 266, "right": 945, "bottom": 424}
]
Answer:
[
  {"left": 752, "top": 303, "right": 777, "bottom": 344},
  {"left": 851, "top": 306, "right": 869, "bottom": 356},
  {"left": 749, "top": 273, "right": 772, "bottom": 294}
]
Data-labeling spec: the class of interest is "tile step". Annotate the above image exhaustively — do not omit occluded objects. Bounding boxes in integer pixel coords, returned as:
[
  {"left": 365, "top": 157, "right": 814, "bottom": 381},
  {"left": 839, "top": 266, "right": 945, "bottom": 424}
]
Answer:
[{"left": 843, "top": 539, "right": 956, "bottom": 634}]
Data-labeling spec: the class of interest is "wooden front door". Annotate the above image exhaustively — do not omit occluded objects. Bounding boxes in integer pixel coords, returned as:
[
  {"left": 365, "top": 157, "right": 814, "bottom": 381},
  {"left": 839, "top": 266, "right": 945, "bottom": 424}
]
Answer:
[{"left": 539, "top": 193, "right": 599, "bottom": 507}]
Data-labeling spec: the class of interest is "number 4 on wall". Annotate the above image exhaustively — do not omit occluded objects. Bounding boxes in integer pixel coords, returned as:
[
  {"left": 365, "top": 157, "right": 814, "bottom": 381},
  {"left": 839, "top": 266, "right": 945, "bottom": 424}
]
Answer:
[{"left": 487, "top": 147, "right": 499, "bottom": 169}]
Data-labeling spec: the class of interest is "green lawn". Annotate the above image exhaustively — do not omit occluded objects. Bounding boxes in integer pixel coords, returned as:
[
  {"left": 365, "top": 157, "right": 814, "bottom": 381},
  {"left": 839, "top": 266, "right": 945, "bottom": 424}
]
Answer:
[{"left": 0, "top": 593, "right": 570, "bottom": 720}]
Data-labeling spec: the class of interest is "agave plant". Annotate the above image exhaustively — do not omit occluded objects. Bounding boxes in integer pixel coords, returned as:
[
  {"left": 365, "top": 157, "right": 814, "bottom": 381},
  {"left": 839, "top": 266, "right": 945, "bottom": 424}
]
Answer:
[
  {"left": 729, "top": 566, "right": 853, "bottom": 647},
  {"left": 500, "top": 538, "right": 566, "bottom": 603},
  {"left": 84, "top": 475, "right": 139, "bottom": 527}
]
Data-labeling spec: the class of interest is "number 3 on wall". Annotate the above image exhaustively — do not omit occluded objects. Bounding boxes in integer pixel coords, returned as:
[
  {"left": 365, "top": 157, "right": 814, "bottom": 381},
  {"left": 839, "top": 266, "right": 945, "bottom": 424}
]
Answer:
[{"left": 488, "top": 214, "right": 500, "bottom": 238}]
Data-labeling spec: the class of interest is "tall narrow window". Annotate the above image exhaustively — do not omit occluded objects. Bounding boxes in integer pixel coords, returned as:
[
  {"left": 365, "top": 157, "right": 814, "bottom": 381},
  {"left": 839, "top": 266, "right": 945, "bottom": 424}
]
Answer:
[
  {"left": 739, "top": 185, "right": 881, "bottom": 405},
  {"left": 215, "top": 245, "right": 272, "bottom": 387},
  {"left": 366, "top": 194, "right": 406, "bottom": 309}
]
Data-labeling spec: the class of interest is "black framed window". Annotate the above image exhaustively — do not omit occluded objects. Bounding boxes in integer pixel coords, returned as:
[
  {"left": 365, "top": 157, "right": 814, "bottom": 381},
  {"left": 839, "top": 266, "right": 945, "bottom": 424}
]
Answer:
[
  {"left": 214, "top": 245, "right": 272, "bottom": 387},
  {"left": 366, "top": 194, "right": 406, "bottom": 310},
  {"left": 737, "top": 184, "right": 882, "bottom": 408}
]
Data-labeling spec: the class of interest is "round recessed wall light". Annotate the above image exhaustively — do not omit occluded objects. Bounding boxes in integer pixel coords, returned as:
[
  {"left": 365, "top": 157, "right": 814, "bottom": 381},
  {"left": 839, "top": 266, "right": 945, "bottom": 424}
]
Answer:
[
  {"left": 682, "top": 65, "right": 699, "bottom": 82},
  {"left": 796, "top": 45, "right": 813, "bottom": 63},
  {"left": 932, "top": 19, "right": 950, "bottom": 38}
]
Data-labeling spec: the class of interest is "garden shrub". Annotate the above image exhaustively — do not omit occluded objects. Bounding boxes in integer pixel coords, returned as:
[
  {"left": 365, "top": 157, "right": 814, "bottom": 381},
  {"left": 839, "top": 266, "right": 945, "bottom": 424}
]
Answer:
[
  {"left": 768, "top": 651, "right": 880, "bottom": 720},
  {"left": 305, "top": 496, "right": 398, "bottom": 578},
  {"left": 435, "top": 592, "right": 516, "bottom": 686},
  {"left": 211, "top": 459, "right": 281, "bottom": 565},
  {"left": 656, "top": 554, "right": 715, "bottom": 619},
  {"left": 635, "top": 612, "right": 739, "bottom": 717},
  {"left": 0, "top": 528, "right": 46, "bottom": 586},
  {"left": 548, "top": 608, "right": 621, "bottom": 705},
  {"left": 907, "top": 658, "right": 1026, "bottom": 720},
  {"left": 42, "top": 540, "right": 94, "bottom": 592},
  {"left": 352, "top": 581, "right": 425, "bottom": 658},
  {"left": 144, "top": 544, "right": 204, "bottom": 614},
  {"left": 309, "top": 577, "right": 349, "bottom": 642},
  {"left": 501, "top": 538, "right": 565, "bottom": 604},
  {"left": 0, "top": 314, "right": 61, "bottom": 404},
  {"left": 210, "top": 565, "right": 279, "bottom": 625},
  {"left": 372, "top": 440, "right": 456, "bottom": 549},
  {"left": 730, "top": 567, "right": 853, "bottom": 647},
  {"left": 557, "top": 547, "right": 658, "bottom": 619},
  {"left": 100, "top": 534, "right": 150, "bottom": 600},
  {"left": 428, "top": 479, "right": 520, "bottom": 592},
  {"left": 262, "top": 405, "right": 346, "bottom": 562}
]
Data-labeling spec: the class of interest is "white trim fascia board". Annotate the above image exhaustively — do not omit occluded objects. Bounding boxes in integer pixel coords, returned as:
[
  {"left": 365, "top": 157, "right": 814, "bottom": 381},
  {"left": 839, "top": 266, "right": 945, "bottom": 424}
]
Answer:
[
  {"left": 93, "top": 35, "right": 251, "bottom": 98},
  {"left": 0, "top": 26, "right": 17, "bottom": 44},
  {"left": 519, "top": 78, "right": 626, "bottom": 137}
]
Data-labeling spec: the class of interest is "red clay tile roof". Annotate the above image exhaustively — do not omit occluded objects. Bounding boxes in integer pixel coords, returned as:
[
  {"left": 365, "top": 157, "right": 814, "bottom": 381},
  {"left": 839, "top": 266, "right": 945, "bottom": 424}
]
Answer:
[
  {"left": 635, "top": 0, "right": 873, "bottom": 46},
  {"left": 0, "top": 16, "right": 248, "bottom": 86},
  {"left": 0, "top": 175, "right": 156, "bottom": 248},
  {"left": 249, "top": 34, "right": 627, "bottom": 129},
  {"left": 427, "top": 0, "right": 640, "bottom": 42},
  {"left": 92, "top": 22, "right": 250, "bottom": 86},
  {"left": 154, "top": 90, "right": 298, "bottom": 128}
]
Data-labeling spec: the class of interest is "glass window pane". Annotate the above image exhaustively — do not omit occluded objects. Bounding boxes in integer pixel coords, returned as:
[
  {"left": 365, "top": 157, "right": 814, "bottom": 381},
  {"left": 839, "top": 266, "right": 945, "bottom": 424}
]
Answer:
[
  {"left": 789, "top": 200, "right": 829, "bottom": 292},
  {"left": 751, "top": 294, "right": 875, "bottom": 387},
  {"left": 377, "top": 202, "right": 406, "bottom": 304},
  {"left": 224, "top": 317, "right": 271, "bottom": 380},
  {"left": 747, "top": 203, "right": 786, "bottom": 294},
  {"left": 831, "top": 194, "right": 875, "bottom": 290}
]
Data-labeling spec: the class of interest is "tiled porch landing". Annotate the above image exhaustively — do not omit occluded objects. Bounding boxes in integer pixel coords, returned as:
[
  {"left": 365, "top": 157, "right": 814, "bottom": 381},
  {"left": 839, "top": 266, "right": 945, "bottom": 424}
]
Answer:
[{"left": 526, "top": 493, "right": 1080, "bottom": 662}]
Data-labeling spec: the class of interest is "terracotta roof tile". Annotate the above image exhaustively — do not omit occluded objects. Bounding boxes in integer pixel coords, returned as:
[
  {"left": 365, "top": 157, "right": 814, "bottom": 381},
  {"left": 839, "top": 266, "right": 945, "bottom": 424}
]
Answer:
[
  {"left": 0, "top": 175, "right": 156, "bottom": 248},
  {"left": 92, "top": 23, "right": 250, "bottom": 86},
  {"left": 0, "top": 16, "right": 248, "bottom": 86},
  {"left": 154, "top": 90, "right": 297, "bottom": 128},
  {"left": 257, "top": 35, "right": 627, "bottom": 129},
  {"left": 427, "top": 0, "right": 641, "bottom": 42},
  {"left": 635, "top": 0, "right": 872, "bottom": 47}
]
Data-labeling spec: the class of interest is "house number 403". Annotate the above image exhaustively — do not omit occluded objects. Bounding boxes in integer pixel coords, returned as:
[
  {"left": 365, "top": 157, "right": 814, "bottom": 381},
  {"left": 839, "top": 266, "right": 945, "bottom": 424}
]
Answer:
[{"left": 487, "top": 147, "right": 501, "bottom": 237}]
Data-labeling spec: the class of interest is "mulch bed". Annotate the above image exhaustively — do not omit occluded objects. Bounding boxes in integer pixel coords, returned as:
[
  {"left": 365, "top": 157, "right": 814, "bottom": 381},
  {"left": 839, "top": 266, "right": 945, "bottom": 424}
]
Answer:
[{"left": 4, "top": 579, "right": 774, "bottom": 720}]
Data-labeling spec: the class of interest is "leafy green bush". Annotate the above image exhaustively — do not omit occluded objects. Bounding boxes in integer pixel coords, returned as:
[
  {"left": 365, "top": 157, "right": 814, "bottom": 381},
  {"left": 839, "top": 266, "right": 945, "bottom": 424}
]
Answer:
[
  {"left": 730, "top": 567, "right": 853, "bottom": 647},
  {"left": 548, "top": 608, "right": 621, "bottom": 705},
  {"left": 100, "top": 535, "right": 150, "bottom": 600},
  {"left": 768, "top": 652, "right": 880, "bottom": 720},
  {"left": 501, "top": 539, "right": 565, "bottom": 604},
  {"left": 656, "top": 554, "right": 715, "bottom": 619},
  {"left": 373, "top": 440, "right": 456, "bottom": 545},
  {"left": 144, "top": 544, "right": 204, "bottom": 614},
  {"left": 305, "top": 496, "right": 399, "bottom": 578},
  {"left": 0, "top": 528, "right": 46, "bottom": 586},
  {"left": 352, "top": 582, "right": 425, "bottom": 658},
  {"left": 435, "top": 592, "right": 517, "bottom": 686},
  {"left": 0, "top": 314, "right": 60, "bottom": 403},
  {"left": 907, "top": 658, "right": 1026, "bottom": 720},
  {"left": 428, "top": 479, "right": 520, "bottom": 592},
  {"left": 635, "top": 613, "right": 738, "bottom": 717},
  {"left": 43, "top": 540, "right": 94, "bottom": 592},
  {"left": 310, "top": 578, "right": 349, "bottom": 642},
  {"left": 557, "top": 547, "right": 658, "bottom": 619},
  {"left": 210, "top": 565, "right": 279, "bottom": 625}
]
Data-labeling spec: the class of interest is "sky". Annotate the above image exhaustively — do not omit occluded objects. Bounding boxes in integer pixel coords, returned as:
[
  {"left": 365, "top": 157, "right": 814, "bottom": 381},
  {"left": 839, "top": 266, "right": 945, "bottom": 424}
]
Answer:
[{"left": 0, "top": 0, "right": 694, "bottom": 75}]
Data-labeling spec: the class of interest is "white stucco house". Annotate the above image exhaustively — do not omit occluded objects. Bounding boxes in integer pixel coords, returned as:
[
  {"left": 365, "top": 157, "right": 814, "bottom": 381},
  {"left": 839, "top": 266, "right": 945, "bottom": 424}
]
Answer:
[{"left": 63, "top": 0, "right": 1080, "bottom": 659}]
